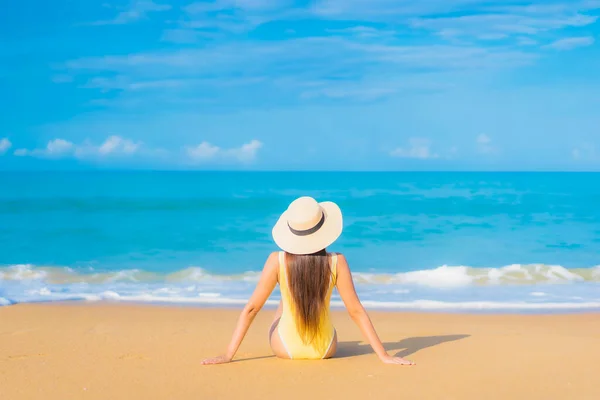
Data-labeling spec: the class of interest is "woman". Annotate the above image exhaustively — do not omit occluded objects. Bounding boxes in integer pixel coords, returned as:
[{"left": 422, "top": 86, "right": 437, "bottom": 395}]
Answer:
[{"left": 202, "top": 196, "right": 414, "bottom": 365}]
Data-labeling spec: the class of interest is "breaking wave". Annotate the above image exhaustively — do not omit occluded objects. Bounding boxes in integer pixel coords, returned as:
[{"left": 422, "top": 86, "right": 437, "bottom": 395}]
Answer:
[
  {"left": 2, "top": 264, "right": 600, "bottom": 311},
  {"left": 1, "top": 263, "right": 599, "bottom": 286}
]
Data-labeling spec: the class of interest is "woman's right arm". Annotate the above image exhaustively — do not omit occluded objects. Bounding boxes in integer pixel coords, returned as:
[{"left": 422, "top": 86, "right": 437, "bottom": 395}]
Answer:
[
  {"left": 335, "top": 254, "right": 415, "bottom": 365},
  {"left": 201, "top": 252, "right": 279, "bottom": 365}
]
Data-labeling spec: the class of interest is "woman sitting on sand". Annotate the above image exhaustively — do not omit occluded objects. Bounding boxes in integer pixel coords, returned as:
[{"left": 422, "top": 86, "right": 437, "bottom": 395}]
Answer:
[{"left": 202, "top": 197, "right": 414, "bottom": 365}]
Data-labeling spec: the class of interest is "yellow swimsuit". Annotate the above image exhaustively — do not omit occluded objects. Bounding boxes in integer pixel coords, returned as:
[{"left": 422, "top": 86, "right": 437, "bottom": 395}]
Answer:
[{"left": 277, "top": 251, "right": 337, "bottom": 360}]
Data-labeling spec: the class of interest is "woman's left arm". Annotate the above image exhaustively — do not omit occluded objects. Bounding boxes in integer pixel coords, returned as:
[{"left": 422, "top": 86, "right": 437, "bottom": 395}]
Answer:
[{"left": 201, "top": 252, "right": 279, "bottom": 365}]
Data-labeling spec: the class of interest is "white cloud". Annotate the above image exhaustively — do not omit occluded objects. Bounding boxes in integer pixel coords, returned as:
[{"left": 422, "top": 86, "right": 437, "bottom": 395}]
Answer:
[
  {"left": 14, "top": 136, "right": 142, "bottom": 159},
  {"left": 67, "top": 38, "right": 535, "bottom": 72},
  {"left": 311, "top": 0, "right": 599, "bottom": 47},
  {"left": 59, "top": 0, "right": 596, "bottom": 112},
  {"left": 97, "top": 136, "right": 140, "bottom": 155},
  {"left": 186, "top": 139, "right": 263, "bottom": 163},
  {"left": 65, "top": 0, "right": 555, "bottom": 110},
  {"left": 46, "top": 139, "right": 75, "bottom": 155},
  {"left": 314, "top": 0, "right": 600, "bottom": 22},
  {"left": 299, "top": 76, "right": 454, "bottom": 101},
  {"left": 67, "top": 39, "right": 499, "bottom": 112},
  {"left": 226, "top": 139, "right": 263, "bottom": 162},
  {"left": 90, "top": 1, "right": 171, "bottom": 25},
  {"left": 544, "top": 36, "right": 595, "bottom": 50},
  {"left": 80, "top": 75, "right": 265, "bottom": 92},
  {"left": 476, "top": 134, "right": 496, "bottom": 154},
  {"left": 390, "top": 138, "right": 438, "bottom": 159},
  {"left": 186, "top": 141, "right": 221, "bottom": 160},
  {"left": 15, "top": 139, "right": 75, "bottom": 157},
  {"left": 176, "top": 0, "right": 294, "bottom": 37},
  {"left": 312, "top": 0, "right": 476, "bottom": 18},
  {"left": 411, "top": 13, "right": 597, "bottom": 39},
  {"left": 0, "top": 138, "right": 12, "bottom": 154}
]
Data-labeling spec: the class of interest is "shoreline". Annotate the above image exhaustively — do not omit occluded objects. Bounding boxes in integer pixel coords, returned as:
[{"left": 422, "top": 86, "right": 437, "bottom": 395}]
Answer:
[
  {"left": 4, "top": 299, "right": 600, "bottom": 315},
  {"left": 3, "top": 299, "right": 600, "bottom": 315},
  {"left": 2, "top": 303, "right": 599, "bottom": 399},
  {"left": 3, "top": 264, "right": 600, "bottom": 313}
]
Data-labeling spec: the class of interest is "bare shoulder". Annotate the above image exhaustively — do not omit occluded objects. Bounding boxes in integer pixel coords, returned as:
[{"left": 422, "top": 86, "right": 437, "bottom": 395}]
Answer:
[
  {"left": 264, "top": 251, "right": 280, "bottom": 271},
  {"left": 333, "top": 252, "right": 348, "bottom": 264},
  {"left": 332, "top": 253, "right": 350, "bottom": 273},
  {"left": 264, "top": 252, "right": 281, "bottom": 284}
]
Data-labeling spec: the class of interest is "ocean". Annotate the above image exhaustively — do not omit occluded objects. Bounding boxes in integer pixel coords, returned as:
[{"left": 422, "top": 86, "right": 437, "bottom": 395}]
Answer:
[{"left": 1, "top": 171, "right": 599, "bottom": 311}]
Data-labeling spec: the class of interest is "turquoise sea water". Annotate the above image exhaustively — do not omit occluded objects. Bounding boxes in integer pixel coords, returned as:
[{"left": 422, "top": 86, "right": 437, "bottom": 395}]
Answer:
[{"left": 1, "top": 171, "right": 599, "bottom": 311}]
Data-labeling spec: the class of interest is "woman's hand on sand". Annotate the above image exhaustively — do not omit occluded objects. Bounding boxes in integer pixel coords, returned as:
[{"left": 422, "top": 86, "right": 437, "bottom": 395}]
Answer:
[
  {"left": 381, "top": 355, "right": 415, "bottom": 365},
  {"left": 201, "top": 355, "right": 232, "bottom": 365}
]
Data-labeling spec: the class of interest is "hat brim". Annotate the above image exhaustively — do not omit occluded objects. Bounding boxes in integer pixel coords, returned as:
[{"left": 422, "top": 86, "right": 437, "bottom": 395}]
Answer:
[{"left": 272, "top": 201, "right": 343, "bottom": 255}]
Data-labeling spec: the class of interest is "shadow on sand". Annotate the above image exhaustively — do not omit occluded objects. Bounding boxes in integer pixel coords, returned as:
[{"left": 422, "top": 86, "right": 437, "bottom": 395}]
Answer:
[
  {"left": 232, "top": 355, "right": 275, "bottom": 363},
  {"left": 335, "top": 334, "right": 471, "bottom": 359}
]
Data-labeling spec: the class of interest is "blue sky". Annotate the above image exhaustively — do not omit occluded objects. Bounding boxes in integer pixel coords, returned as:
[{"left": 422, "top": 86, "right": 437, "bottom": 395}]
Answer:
[{"left": 1, "top": 0, "right": 600, "bottom": 170}]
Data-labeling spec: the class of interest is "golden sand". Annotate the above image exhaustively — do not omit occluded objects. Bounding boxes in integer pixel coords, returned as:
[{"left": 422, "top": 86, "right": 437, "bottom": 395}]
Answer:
[{"left": 1, "top": 304, "right": 598, "bottom": 399}]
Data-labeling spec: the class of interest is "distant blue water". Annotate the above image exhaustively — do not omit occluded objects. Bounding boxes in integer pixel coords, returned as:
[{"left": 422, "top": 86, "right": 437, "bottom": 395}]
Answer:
[{"left": 1, "top": 171, "right": 599, "bottom": 311}]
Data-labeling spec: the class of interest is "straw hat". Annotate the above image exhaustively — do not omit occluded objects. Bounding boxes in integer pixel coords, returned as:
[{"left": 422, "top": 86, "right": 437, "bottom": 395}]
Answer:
[{"left": 272, "top": 196, "right": 343, "bottom": 255}]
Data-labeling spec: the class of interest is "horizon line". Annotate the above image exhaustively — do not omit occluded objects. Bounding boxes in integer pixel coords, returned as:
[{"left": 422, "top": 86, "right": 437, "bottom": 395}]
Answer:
[{"left": 2, "top": 169, "right": 600, "bottom": 173}]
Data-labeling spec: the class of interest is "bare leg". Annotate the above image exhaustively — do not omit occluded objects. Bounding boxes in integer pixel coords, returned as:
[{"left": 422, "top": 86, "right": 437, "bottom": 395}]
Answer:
[
  {"left": 268, "top": 300, "right": 283, "bottom": 338},
  {"left": 269, "top": 300, "right": 290, "bottom": 359},
  {"left": 323, "top": 330, "right": 338, "bottom": 359}
]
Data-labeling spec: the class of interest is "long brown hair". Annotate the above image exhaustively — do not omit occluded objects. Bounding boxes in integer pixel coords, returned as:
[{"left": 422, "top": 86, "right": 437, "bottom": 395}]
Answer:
[{"left": 285, "top": 249, "right": 332, "bottom": 345}]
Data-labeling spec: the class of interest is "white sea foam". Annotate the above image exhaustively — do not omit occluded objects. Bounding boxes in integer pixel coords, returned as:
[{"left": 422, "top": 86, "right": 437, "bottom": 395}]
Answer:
[
  {"left": 399, "top": 266, "right": 474, "bottom": 288},
  {"left": 2, "top": 263, "right": 600, "bottom": 311},
  {"left": 353, "top": 264, "right": 596, "bottom": 288},
  {"left": 2, "top": 264, "right": 600, "bottom": 287},
  {"left": 27, "top": 287, "right": 52, "bottom": 296},
  {"left": 103, "top": 269, "right": 142, "bottom": 283},
  {"left": 0, "top": 264, "right": 48, "bottom": 281},
  {"left": 100, "top": 291, "right": 121, "bottom": 300},
  {"left": 351, "top": 300, "right": 600, "bottom": 311},
  {"left": 4, "top": 285, "right": 599, "bottom": 311},
  {"left": 198, "top": 292, "right": 221, "bottom": 298},
  {"left": 86, "top": 297, "right": 600, "bottom": 310},
  {"left": 166, "top": 267, "right": 261, "bottom": 283}
]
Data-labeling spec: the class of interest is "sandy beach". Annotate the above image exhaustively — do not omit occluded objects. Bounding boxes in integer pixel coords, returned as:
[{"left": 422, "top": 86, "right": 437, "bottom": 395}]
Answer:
[{"left": 1, "top": 304, "right": 598, "bottom": 399}]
